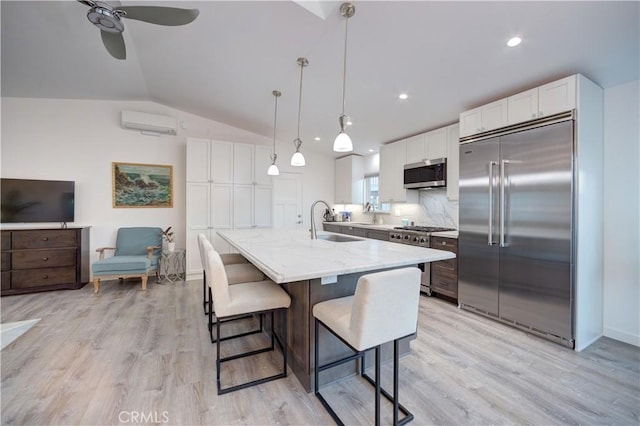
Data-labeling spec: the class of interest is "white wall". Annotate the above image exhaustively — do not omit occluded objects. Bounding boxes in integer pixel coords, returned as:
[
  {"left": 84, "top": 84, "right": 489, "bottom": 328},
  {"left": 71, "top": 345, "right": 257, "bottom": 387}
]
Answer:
[
  {"left": 1, "top": 97, "right": 335, "bottom": 268},
  {"left": 603, "top": 80, "right": 640, "bottom": 346}
]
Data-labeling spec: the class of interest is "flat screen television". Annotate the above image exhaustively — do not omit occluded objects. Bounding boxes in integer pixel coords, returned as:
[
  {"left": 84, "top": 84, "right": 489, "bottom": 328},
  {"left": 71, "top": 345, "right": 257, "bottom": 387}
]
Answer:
[{"left": 1, "top": 178, "right": 75, "bottom": 224}]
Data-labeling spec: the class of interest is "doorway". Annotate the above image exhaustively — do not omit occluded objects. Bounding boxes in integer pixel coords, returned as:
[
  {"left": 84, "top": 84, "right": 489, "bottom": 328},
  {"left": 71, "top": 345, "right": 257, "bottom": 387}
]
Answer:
[{"left": 273, "top": 172, "right": 303, "bottom": 229}]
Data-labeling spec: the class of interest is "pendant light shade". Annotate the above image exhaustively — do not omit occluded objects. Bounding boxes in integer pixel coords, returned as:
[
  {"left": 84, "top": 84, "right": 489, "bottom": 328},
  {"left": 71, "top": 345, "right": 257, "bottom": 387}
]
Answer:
[
  {"left": 267, "top": 90, "right": 281, "bottom": 176},
  {"left": 333, "top": 3, "right": 355, "bottom": 153},
  {"left": 291, "top": 57, "right": 308, "bottom": 167}
]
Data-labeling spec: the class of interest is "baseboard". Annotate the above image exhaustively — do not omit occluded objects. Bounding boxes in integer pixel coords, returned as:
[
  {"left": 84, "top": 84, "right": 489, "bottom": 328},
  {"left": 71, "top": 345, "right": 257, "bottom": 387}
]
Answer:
[{"left": 604, "top": 326, "right": 640, "bottom": 347}]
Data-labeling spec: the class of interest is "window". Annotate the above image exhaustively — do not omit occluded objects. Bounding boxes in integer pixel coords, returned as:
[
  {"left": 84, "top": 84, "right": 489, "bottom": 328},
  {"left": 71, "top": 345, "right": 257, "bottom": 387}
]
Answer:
[{"left": 364, "top": 175, "right": 390, "bottom": 212}]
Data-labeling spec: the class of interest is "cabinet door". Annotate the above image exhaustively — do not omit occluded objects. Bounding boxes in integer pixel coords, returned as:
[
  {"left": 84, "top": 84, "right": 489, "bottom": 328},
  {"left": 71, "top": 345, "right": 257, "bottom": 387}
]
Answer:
[
  {"left": 508, "top": 88, "right": 539, "bottom": 125},
  {"left": 211, "top": 184, "right": 233, "bottom": 228},
  {"left": 446, "top": 124, "right": 460, "bottom": 201},
  {"left": 254, "top": 145, "right": 274, "bottom": 186},
  {"left": 186, "top": 138, "right": 210, "bottom": 182},
  {"left": 481, "top": 99, "right": 508, "bottom": 132},
  {"left": 211, "top": 141, "right": 234, "bottom": 183},
  {"left": 425, "top": 128, "right": 447, "bottom": 160},
  {"left": 335, "top": 156, "right": 350, "bottom": 204},
  {"left": 233, "top": 184, "right": 254, "bottom": 229},
  {"left": 254, "top": 185, "right": 273, "bottom": 228},
  {"left": 405, "top": 134, "right": 426, "bottom": 163},
  {"left": 379, "top": 143, "right": 395, "bottom": 203},
  {"left": 459, "top": 107, "right": 482, "bottom": 137},
  {"left": 233, "top": 143, "right": 254, "bottom": 185},
  {"left": 538, "top": 75, "right": 576, "bottom": 117}
]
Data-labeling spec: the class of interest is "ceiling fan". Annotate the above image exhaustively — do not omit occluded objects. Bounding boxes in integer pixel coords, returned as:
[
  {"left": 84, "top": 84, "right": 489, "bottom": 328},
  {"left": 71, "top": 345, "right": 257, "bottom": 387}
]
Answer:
[{"left": 77, "top": 0, "right": 199, "bottom": 60}]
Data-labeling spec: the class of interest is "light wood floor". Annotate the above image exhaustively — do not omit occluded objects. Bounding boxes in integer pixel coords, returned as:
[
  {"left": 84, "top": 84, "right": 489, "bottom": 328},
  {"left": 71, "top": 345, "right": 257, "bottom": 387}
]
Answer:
[{"left": 2, "top": 279, "right": 639, "bottom": 425}]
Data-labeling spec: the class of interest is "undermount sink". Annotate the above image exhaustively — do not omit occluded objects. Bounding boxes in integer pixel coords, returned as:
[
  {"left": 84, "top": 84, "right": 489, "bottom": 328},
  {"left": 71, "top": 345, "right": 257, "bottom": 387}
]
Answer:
[{"left": 316, "top": 234, "right": 363, "bottom": 243}]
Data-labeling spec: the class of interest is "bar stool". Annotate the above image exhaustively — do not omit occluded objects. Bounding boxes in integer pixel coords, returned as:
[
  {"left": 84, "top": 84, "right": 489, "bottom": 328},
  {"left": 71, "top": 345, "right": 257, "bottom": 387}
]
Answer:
[
  {"left": 197, "top": 234, "right": 257, "bottom": 315},
  {"left": 204, "top": 248, "right": 291, "bottom": 395},
  {"left": 313, "top": 267, "right": 421, "bottom": 426},
  {"left": 196, "top": 234, "right": 265, "bottom": 343}
]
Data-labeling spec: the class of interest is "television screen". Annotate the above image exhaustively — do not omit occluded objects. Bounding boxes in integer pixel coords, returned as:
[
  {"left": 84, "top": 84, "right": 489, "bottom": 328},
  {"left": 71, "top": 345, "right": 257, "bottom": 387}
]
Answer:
[{"left": 1, "top": 178, "right": 75, "bottom": 223}]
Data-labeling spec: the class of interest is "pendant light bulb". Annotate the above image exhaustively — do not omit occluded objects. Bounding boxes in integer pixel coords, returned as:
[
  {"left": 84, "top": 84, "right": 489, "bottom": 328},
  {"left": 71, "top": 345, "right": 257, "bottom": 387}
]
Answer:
[
  {"left": 291, "top": 57, "right": 308, "bottom": 167},
  {"left": 268, "top": 90, "right": 281, "bottom": 176},
  {"left": 333, "top": 114, "right": 353, "bottom": 152},
  {"left": 334, "top": 3, "right": 355, "bottom": 153}
]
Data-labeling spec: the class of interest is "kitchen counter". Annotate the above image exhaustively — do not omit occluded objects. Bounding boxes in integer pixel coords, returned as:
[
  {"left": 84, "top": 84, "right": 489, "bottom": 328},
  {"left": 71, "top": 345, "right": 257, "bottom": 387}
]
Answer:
[
  {"left": 216, "top": 228, "right": 455, "bottom": 392},
  {"left": 322, "top": 221, "right": 396, "bottom": 230},
  {"left": 217, "top": 228, "right": 455, "bottom": 283},
  {"left": 430, "top": 230, "right": 459, "bottom": 239}
]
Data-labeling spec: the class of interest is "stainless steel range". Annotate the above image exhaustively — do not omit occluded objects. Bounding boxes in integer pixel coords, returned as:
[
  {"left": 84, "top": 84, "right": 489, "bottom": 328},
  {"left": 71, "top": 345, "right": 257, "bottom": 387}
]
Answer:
[{"left": 389, "top": 226, "right": 455, "bottom": 294}]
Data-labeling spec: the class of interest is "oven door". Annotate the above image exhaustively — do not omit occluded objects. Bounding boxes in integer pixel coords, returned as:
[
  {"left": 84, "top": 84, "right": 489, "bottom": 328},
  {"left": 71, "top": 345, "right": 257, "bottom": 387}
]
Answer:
[{"left": 416, "top": 262, "right": 431, "bottom": 294}]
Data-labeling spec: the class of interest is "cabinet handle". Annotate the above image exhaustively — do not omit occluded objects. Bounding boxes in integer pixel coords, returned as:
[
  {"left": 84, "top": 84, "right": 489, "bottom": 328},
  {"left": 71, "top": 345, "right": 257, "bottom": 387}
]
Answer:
[
  {"left": 42, "top": 274, "right": 48, "bottom": 279},
  {"left": 538, "top": 111, "right": 543, "bottom": 117},
  {"left": 42, "top": 237, "right": 49, "bottom": 241},
  {"left": 440, "top": 241, "right": 447, "bottom": 246},
  {"left": 42, "top": 257, "right": 49, "bottom": 261},
  {"left": 531, "top": 113, "right": 537, "bottom": 118}
]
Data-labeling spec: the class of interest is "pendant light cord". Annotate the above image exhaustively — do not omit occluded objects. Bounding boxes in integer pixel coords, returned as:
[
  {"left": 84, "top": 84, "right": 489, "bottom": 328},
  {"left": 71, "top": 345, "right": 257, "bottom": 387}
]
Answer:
[
  {"left": 297, "top": 63, "right": 304, "bottom": 139},
  {"left": 273, "top": 94, "right": 278, "bottom": 153},
  {"left": 341, "top": 15, "right": 349, "bottom": 116}
]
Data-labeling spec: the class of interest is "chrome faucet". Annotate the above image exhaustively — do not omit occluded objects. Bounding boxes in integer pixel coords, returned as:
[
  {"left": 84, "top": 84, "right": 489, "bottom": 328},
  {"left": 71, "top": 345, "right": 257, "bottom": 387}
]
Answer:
[{"left": 310, "top": 200, "right": 332, "bottom": 239}]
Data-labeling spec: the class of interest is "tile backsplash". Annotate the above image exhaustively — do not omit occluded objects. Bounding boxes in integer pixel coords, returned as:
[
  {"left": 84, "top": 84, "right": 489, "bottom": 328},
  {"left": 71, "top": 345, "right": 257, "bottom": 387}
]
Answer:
[{"left": 338, "top": 188, "right": 458, "bottom": 229}]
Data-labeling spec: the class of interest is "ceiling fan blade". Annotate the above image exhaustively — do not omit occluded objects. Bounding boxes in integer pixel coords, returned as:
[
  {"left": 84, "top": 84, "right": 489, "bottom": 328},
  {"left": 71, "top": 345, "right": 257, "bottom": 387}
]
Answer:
[
  {"left": 101, "top": 30, "right": 126, "bottom": 60},
  {"left": 118, "top": 6, "right": 199, "bottom": 26}
]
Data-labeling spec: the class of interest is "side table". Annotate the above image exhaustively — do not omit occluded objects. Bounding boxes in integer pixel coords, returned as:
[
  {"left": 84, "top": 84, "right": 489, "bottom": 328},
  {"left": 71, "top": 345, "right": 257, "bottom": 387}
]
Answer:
[{"left": 159, "top": 249, "right": 186, "bottom": 283}]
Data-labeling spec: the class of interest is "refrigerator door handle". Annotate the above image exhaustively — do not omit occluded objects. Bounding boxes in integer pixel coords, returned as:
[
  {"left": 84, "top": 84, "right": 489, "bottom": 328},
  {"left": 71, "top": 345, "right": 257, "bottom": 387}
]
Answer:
[
  {"left": 500, "top": 159, "right": 510, "bottom": 247},
  {"left": 488, "top": 161, "right": 497, "bottom": 245}
]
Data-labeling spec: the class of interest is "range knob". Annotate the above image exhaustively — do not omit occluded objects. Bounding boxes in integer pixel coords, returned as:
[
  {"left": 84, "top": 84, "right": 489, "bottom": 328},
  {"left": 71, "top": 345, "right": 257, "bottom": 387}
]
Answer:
[
  {"left": 420, "top": 237, "right": 427, "bottom": 243},
  {"left": 403, "top": 235, "right": 410, "bottom": 240},
  {"left": 413, "top": 236, "right": 419, "bottom": 242}
]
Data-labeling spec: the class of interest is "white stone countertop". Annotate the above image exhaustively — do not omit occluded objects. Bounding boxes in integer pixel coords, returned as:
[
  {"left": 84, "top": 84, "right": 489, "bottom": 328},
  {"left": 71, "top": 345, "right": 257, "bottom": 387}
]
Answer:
[
  {"left": 430, "top": 230, "right": 459, "bottom": 239},
  {"left": 322, "top": 221, "right": 396, "bottom": 230},
  {"left": 217, "top": 229, "right": 455, "bottom": 284}
]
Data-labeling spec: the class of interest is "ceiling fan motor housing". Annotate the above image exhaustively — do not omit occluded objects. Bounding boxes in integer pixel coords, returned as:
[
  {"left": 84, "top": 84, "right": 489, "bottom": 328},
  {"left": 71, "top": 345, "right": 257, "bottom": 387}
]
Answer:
[{"left": 87, "top": 3, "right": 124, "bottom": 33}]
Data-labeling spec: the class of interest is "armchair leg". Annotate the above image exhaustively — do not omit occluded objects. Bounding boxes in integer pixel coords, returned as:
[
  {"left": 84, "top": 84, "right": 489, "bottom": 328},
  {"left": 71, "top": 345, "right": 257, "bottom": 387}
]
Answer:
[
  {"left": 141, "top": 276, "right": 148, "bottom": 291},
  {"left": 93, "top": 278, "right": 101, "bottom": 294}
]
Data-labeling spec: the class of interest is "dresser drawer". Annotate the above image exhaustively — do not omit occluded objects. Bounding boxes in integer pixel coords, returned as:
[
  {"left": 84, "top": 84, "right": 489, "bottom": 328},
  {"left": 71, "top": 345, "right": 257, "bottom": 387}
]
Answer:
[
  {"left": 11, "top": 230, "right": 77, "bottom": 249},
  {"left": 11, "top": 267, "right": 76, "bottom": 288},
  {"left": 12, "top": 249, "right": 76, "bottom": 270}
]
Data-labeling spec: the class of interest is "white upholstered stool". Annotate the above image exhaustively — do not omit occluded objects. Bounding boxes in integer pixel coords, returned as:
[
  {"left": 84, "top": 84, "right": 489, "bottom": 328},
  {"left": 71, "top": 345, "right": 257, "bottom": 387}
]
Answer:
[
  {"left": 204, "top": 248, "right": 291, "bottom": 395},
  {"left": 313, "top": 268, "right": 421, "bottom": 426},
  {"left": 196, "top": 234, "right": 265, "bottom": 343}
]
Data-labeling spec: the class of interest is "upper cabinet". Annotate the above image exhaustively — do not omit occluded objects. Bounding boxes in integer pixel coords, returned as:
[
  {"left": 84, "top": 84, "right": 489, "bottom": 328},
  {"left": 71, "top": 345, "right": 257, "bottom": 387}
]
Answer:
[
  {"left": 405, "top": 129, "right": 448, "bottom": 163},
  {"left": 446, "top": 124, "right": 460, "bottom": 201},
  {"left": 211, "top": 141, "right": 234, "bottom": 183},
  {"left": 508, "top": 75, "right": 576, "bottom": 125},
  {"left": 379, "top": 140, "right": 417, "bottom": 203},
  {"left": 459, "top": 99, "right": 508, "bottom": 137},
  {"left": 461, "top": 75, "right": 578, "bottom": 137},
  {"left": 335, "top": 155, "right": 364, "bottom": 204},
  {"left": 186, "top": 138, "right": 234, "bottom": 183},
  {"left": 233, "top": 143, "right": 273, "bottom": 186}
]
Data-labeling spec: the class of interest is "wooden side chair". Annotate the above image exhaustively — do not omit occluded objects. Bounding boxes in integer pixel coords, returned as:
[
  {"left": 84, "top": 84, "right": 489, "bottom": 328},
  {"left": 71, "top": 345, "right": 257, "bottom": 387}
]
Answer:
[{"left": 92, "top": 227, "right": 162, "bottom": 293}]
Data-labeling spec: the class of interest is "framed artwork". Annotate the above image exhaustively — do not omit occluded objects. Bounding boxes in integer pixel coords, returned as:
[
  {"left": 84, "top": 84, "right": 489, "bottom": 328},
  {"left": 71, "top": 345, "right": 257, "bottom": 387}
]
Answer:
[{"left": 112, "top": 162, "right": 173, "bottom": 208}]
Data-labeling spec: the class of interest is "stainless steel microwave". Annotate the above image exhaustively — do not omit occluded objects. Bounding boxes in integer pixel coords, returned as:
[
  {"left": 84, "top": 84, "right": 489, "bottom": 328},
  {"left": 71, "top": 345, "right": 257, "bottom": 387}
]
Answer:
[{"left": 403, "top": 158, "right": 447, "bottom": 189}]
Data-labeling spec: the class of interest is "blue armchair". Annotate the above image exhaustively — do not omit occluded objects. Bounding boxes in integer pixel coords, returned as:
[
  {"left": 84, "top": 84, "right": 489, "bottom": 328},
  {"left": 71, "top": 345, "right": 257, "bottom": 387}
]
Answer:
[{"left": 92, "top": 227, "right": 162, "bottom": 293}]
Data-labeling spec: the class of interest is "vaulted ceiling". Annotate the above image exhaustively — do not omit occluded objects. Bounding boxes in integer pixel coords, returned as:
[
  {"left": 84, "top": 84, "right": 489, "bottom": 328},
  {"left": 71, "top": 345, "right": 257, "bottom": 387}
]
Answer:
[{"left": 2, "top": 1, "right": 639, "bottom": 156}]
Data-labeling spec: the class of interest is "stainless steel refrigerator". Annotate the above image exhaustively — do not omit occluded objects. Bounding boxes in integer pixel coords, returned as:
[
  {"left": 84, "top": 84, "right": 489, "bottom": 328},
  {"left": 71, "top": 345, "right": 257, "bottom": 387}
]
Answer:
[{"left": 458, "top": 112, "right": 575, "bottom": 348}]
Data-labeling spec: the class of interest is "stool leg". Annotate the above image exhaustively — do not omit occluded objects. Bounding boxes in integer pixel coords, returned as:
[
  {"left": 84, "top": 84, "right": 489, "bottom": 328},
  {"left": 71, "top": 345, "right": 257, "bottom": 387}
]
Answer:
[
  {"left": 216, "top": 313, "right": 222, "bottom": 393},
  {"left": 314, "top": 318, "right": 319, "bottom": 394},
  {"left": 93, "top": 278, "right": 100, "bottom": 294},
  {"left": 394, "top": 339, "right": 399, "bottom": 426},
  {"left": 202, "top": 270, "right": 208, "bottom": 315},
  {"left": 375, "top": 346, "right": 381, "bottom": 426}
]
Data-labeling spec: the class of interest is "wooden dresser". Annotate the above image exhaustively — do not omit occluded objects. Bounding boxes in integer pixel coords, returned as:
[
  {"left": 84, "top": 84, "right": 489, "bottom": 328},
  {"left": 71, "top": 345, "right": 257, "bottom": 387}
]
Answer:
[{"left": 1, "top": 227, "right": 90, "bottom": 296}]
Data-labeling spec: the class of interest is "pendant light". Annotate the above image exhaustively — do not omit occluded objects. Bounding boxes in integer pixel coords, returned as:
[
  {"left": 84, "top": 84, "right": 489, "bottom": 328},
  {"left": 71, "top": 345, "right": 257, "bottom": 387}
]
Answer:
[
  {"left": 267, "top": 90, "right": 281, "bottom": 176},
  {"left": 291, "top": 57, "right": 308, "bottom": 167},
  {"left": 333, "top": 2, "right": 355, "bottom": 153}
]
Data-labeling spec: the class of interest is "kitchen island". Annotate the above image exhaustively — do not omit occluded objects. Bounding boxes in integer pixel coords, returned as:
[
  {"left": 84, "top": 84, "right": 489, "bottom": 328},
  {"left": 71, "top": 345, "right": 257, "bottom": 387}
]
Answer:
[{"left": 217, "top": 228, "right": 455, "bottom": 391}]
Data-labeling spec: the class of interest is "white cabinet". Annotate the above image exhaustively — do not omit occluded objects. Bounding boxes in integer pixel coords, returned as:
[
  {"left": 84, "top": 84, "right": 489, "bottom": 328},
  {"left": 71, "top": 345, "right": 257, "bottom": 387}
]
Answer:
[
  {"left": 405, "top": 129, "right": 448, "bottom": 163},
  {"left": 446, "top": 123, "right": 460, "bottom": 201},
  {"left": 186, "top": 138, "right": 273, "bottom": 277},
  {"left": 335, "top": 155, "right": 364, "bottom": 204},
  {"left": 379, "top": 140, "right": 417, "bottom": 203},
  {"left": 425, "top": 128, "right": 448, "bottom": 160},
  {"left": 508, "top": 75, "right": 577, "bottom": 125},
  {"left": 405, "top": 134, "right": 427, "bottom": 163},
  {"left": 459, "top": 99, "right": 508, "bottom": 137}
]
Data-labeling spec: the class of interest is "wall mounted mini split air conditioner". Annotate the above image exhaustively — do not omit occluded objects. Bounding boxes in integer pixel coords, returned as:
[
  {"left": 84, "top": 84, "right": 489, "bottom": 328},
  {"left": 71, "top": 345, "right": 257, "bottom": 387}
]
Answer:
[{"left": 121, "top": 110, "right": 178, "bottom": 135}]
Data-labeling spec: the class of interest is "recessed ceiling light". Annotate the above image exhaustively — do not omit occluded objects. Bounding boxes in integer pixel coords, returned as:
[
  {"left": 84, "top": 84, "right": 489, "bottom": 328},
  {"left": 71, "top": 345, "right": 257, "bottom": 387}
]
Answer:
[
  {"left": 507, "top": 36, "right": 522, "bottom": 47},
  {"left": 314, "top": 137, "right": 321, "bottom": 141},
  {"left": 368, "top": 149, "right": 374, "bottom": 152},
  {"left": 399, "top": 93, "right": 408, "bottom": 100}
]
